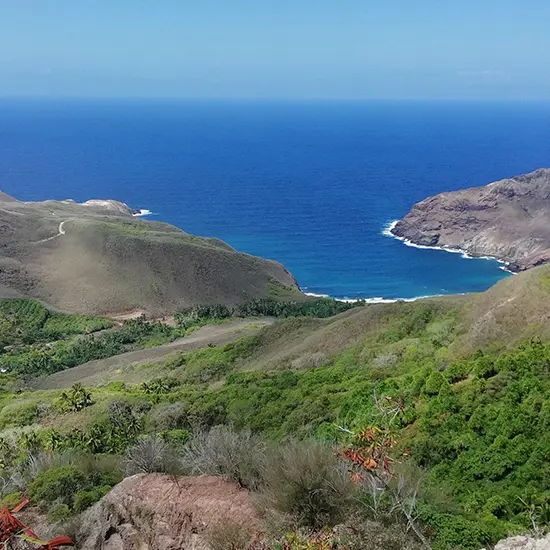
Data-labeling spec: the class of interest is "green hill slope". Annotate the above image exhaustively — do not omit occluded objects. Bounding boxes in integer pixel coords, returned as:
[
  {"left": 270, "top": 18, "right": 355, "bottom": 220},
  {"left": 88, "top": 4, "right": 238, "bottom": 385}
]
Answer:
[{"left": 4, "top": 262, "right": 550, "bottom": 548}]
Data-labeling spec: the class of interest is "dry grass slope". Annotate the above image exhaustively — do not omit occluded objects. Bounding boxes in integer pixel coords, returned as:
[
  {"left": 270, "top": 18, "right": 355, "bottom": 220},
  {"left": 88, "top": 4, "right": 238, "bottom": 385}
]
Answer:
[
  {"left": 454, "top": 264, "right": 550, "bottom": 354},
  {"left": 0, "top": 191, "right": 299, "bottom": 315}
]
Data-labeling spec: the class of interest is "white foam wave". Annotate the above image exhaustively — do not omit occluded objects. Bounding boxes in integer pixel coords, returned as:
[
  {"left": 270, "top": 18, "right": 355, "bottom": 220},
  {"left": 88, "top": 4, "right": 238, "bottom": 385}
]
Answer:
[
  {"left": 132, "top": 209, "right": 153, "bottom": 217},
  {"left": 304, "top": 290, "right": 451, "bottom": 304},
  {"left": 382, "top": 219, "right": 514, "bottom": 270},
  {"left": 301, "top": 220, "right": 516, "bottom": 307},
  {"left": 382, "top": 220, "right": 398, "bottom": 237}
]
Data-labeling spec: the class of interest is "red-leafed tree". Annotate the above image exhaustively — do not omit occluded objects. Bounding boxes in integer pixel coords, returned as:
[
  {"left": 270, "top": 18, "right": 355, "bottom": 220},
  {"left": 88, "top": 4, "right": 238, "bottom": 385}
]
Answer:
[
  {"left": 0, "top": 497, "right": 73, "bottom": 549},
  {"left": 337, "top": 392, "right": 432, "bottom": 550}
]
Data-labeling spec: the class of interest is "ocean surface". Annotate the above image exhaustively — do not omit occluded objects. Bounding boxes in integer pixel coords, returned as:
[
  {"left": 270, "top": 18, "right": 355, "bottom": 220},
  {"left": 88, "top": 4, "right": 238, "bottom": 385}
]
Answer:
[{"left": 1, "top": 99, "right": 550, "bottom": 300}]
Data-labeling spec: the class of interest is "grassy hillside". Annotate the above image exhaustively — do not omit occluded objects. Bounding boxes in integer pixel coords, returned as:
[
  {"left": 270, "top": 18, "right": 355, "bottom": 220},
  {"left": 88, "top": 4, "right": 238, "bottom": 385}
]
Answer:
[
  {"left": 3, "top": 267, "right": 550, "bottom": 548},
  {"left": 0, "top": 191, "right": 299, "bottom": 315}
]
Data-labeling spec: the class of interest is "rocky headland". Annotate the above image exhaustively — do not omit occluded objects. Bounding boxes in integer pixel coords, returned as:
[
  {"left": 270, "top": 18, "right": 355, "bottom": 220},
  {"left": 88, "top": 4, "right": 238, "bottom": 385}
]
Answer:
[{"left": 391, "top": 168, "right": 550, "bottom": 272}]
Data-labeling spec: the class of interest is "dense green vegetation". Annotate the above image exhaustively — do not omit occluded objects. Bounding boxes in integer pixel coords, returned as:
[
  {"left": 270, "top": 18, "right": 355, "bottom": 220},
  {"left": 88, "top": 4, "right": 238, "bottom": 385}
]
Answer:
[
  {"left": 0, "top": 299, "right": 113, "bottom": 348},
  {"left": 0, "top": 297, "right": 357, "bottom": 379},
  {"left": 174, "top": 296, "right": 363, "bottom": 327},
  {"left": 0, "top": 317, "right": 183, "bottom": 377},
  {"left": 2, "top": 277, "right": 550, "bottom": 548},
  {"left": 236, "top": 296, "right": 363, "bottom": 318},
  {"left": 180, "top": 338, "right": 550, "bottom": 547},
  {"left": 6, "top": 305, "right": 544, "bottom": 548}
]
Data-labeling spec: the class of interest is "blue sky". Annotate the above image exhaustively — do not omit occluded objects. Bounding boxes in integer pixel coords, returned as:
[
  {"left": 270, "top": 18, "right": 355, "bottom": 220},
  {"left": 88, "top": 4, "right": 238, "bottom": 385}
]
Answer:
[{"left": 1, "top": 0, "right": 549, "bottom": 99}]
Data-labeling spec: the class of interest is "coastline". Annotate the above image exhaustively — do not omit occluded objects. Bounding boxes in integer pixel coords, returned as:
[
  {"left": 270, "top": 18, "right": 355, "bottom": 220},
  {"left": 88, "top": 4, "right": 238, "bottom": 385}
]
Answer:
[
  {"left": 302, "top": 291, "right": 452, "bottom": 305},
  {"left": 382, "top": 220, "right": 516, "bottom": 275},
  {"left": 298, "top": 219, "right": 515, "bottom": 304}
]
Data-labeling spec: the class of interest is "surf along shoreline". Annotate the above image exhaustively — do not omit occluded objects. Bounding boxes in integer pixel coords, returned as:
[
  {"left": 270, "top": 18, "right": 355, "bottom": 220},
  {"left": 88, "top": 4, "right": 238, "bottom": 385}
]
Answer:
[
  {"left": 383, "top": 221, "right": 515, "bottom": 275},
  {"left": 300, "top": 221, "right": 514, "bottom": 305},
  {"left": 126, "top": 208, "right": 511, "bottom": 305}
]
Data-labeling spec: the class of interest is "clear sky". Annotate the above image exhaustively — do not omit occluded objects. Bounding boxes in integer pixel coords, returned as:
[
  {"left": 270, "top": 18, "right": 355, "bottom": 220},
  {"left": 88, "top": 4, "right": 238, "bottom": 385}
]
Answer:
[{"left": 1, "top": 0, "right": 549, "bottom": 100}]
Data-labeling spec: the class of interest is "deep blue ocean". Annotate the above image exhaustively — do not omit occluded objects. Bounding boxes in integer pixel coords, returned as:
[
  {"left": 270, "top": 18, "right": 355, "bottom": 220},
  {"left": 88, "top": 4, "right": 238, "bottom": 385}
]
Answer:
[{"left": 1, "top": 99, "right": 550, "bottom": 300}]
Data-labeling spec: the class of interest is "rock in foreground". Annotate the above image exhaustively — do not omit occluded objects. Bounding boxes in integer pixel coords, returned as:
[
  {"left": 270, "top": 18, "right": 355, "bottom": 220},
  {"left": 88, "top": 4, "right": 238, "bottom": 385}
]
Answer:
[
  {"left": 492, "top": 534, "right": 550, "bottom": 550},
  {"left": 77, "top": 474, "right": 261, "bottom": 550},
  {"left": 392, "top": 168, "right": 550, "bottom": 271}
]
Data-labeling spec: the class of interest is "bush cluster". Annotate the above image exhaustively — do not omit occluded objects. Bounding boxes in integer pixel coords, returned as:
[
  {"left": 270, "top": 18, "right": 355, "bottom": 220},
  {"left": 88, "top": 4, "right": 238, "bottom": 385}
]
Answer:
[
  {"left": 0, "top": 299, "right": 113, "bottom": 349},
  {"left": 0, "top": 317, "right": 182, "bottom": 377},
  {"left": 173, "top": 297, "right": 364, "bottom": 330},
  {"left": 26, "top": 454, "right": 122, "bottom": 517}
]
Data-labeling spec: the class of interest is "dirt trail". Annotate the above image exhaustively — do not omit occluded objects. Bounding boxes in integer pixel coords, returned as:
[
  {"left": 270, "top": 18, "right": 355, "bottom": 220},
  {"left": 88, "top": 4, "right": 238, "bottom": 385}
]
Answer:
[
  {"left": 33, "top": 220, "right": 68, "bottom": 244},
  {"left": 37, "top": 318, "right": 273, "bottom": 389}
]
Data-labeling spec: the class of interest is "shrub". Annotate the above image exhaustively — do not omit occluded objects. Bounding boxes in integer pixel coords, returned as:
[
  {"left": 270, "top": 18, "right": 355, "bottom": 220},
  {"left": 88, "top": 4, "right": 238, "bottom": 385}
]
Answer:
[
  {"left": 424, "top": 371, "right": 445, "bottom": 396},
  {"left": 290, "top": 352, "right": 327, "bottom": 370},
  {"left": 29, "top": 466, "right": 88, "bottom": 507},
  {"left": 443, "top": 361, "right": 471, "bottom": 383},
  {"left": 204, "top": 518, "right": 255, "bottom": 550},
  {"left": 160, "top": 429, "right": 190, "bottom": 447},
  {"left": 73, "top": 485, "right": 111, "bottom": 512},
  {"left": 237, "top": 297, "right": 361, "bottom": 319},
  {"left": 48, "top": 503, "right": 72, "bottom": 523},
  {"left": 174, "top": 304, "right": 233, "bottom": 329},
  {"left": 338, "top": 518, "right": 423, "bottom": 550},
  {"left": 43, "top": 314, "right": 114, "bottom": 338},
  {"left": 147, "top": 402, "right": 188, "bottom": 431},
  {"left": 260, "top": 440, "right": 356, "bottom": 528},
  {"left": 419, "top": 506, "right": 494, "bottom": 550},
  {"left": 483, "top": 495, "right": 509, "bottom": 518},
  {"left": 125, "top": 435, "right": 179, "bottom": 475},
  {"left": 180, "top": 426, "right": 266, "bottom": 491},
  {"left": 372, "top": 354, "right": 398, "bottom": 370}
]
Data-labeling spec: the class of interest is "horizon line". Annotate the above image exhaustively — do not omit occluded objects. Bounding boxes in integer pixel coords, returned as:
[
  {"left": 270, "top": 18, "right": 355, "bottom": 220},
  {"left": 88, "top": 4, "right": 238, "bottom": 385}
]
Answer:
[{"left": 0, "top": 95, "right": 550, "bottom": 103}]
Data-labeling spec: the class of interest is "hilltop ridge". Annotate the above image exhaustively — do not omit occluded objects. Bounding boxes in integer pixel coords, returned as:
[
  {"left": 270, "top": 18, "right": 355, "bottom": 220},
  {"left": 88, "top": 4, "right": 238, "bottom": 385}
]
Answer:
[{"left": 0, "top": 191, "right": 298, "bottom": 315}]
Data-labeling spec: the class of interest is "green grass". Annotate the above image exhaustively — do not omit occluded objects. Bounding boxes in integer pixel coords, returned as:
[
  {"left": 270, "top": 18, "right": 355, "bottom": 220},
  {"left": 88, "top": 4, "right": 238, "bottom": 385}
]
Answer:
[
  {"left": 267, "top": 279, "right": 306, "bottom": 301},
  {"left": 538, "top": 274, "right": 550, "bottom": 291},
  {"left": 99, "top": 220, "right": 150, "bottom": 237}
]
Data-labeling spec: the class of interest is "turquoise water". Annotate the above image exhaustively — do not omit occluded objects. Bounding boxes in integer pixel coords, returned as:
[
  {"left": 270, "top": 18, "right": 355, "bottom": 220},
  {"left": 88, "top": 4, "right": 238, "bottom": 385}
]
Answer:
[{"left": 2, "top": 99, "right": 549, "bottom": 299}]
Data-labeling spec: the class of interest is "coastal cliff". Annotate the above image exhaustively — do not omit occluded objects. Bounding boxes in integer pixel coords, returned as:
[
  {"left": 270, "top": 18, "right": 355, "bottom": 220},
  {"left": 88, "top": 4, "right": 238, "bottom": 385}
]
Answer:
[{"left": 391, "top": 168, "right": 550, "bottom": 271}]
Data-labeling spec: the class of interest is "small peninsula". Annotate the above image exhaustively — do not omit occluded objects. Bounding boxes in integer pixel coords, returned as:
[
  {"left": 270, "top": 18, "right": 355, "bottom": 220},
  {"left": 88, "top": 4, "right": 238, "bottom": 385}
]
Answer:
[{"left": 391, "top": 168, "right": 550, "bottom": 272}]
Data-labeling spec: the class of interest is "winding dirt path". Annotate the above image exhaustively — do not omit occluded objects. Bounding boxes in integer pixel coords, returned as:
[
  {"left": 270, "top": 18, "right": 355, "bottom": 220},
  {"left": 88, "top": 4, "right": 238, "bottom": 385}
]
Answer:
[
  {"left": 33, "top": 220, "right": 68, "bottom": 244},
  {"left": 37, "top": 317, "right": 273, "bottom": 389}
]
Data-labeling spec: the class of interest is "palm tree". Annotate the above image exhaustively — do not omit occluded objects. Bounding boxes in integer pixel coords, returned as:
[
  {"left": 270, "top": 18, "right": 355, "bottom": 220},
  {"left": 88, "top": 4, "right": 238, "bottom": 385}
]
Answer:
[{"left": 58, "top": 384, "right": 93, "bottom": 412}]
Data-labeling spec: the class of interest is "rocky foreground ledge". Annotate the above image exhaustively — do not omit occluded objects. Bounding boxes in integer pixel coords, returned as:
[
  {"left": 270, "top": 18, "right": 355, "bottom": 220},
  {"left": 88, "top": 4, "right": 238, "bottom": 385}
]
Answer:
[{"left": 391, "top": 168, "right": 550, "bottom": 272}]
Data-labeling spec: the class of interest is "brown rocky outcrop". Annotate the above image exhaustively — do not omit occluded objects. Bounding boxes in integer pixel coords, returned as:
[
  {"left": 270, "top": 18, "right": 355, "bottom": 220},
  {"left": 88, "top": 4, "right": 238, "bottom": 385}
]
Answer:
[
  {"left": 391, "top": 168, "right": 550, "bottom": 271},
  {"left": 77, "top": 474, "right": 262, "bottom": 550}
]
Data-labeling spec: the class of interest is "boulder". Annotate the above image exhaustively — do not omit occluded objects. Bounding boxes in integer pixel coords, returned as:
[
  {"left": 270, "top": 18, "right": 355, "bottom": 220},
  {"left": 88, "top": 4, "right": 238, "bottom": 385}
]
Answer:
[
  {"left": 77, "top": 474, "right": 262, "bottom": 550},
  {"left": 491, "top": 534, "right": 550, "bottom": 550}
]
